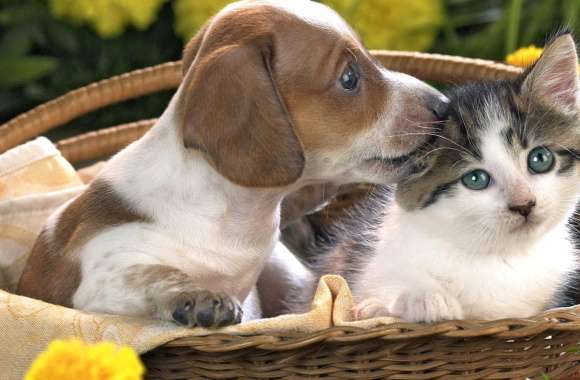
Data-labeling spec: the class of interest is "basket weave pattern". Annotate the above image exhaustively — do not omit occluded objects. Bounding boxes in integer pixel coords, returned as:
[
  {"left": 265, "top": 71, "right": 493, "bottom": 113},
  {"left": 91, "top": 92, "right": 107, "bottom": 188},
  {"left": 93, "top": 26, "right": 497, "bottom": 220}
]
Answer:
[{"left": 0, "top": 51, "right": 577, "bottom": 380}]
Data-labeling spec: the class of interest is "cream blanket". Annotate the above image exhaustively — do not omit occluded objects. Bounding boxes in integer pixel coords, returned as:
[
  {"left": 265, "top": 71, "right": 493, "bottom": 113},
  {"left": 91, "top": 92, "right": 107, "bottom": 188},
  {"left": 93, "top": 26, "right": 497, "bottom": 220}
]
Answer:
[{"left": 0, "top": 138, "right": 397, "bottom": 379}]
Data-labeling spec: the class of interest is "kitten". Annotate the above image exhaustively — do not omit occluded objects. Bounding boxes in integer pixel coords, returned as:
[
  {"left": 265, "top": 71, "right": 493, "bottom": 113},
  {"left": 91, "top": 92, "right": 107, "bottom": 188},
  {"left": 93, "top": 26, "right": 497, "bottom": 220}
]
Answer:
[{"left": 300, "top": 32, "right": 580, "bottom": 323}]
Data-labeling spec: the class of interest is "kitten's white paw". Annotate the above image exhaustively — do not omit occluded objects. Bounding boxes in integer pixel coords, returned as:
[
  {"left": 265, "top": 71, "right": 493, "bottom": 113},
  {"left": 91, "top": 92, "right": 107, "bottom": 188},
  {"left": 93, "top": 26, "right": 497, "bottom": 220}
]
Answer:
[
  {"left": 353, "top": 297, "right": 390, "bottom": 320},
  {"left": 391, "top": 289, "right": 463, "bottom": 323}
]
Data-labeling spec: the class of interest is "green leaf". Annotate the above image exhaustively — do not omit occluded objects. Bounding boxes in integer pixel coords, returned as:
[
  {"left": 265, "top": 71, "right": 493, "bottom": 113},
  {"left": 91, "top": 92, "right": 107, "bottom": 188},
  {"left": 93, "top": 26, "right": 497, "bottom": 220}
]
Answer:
[
  {"left": 0, "top": 25, "right": 37, "bottom": 56},
  {"left": 562, "top": 0, "right": 579, "bottom": 28},
  {"left": 44, "top": 19, "right": 80, "bottom": 54},
  {"left": 0, "top": 4, "right": 46, "bottom": 26},
  {"left": 505, "top": 0, "right": 523, "bottom": 55},
  {"left": 520, "top": 0, "right": 558, "bottom": 46},
  {"left": 0, "top": 56, "right": 58, "bottom": 88}
]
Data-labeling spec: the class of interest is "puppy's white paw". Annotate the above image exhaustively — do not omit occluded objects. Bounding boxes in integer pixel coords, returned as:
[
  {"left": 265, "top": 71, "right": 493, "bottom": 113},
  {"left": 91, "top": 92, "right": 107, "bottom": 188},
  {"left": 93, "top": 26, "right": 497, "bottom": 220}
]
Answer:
[
  {"left": 352, "top": 297, "right": 390, "bottom": 320},
  {"left": 391, "top": 289, "right": 463, "bottom": 323}
]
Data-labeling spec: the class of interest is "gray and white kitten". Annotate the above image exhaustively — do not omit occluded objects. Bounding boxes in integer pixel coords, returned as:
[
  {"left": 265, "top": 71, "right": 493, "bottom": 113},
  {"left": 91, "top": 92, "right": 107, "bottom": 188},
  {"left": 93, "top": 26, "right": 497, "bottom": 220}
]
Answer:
[{"left": 301, "top": 32, "right": 580, "bottom": 323}]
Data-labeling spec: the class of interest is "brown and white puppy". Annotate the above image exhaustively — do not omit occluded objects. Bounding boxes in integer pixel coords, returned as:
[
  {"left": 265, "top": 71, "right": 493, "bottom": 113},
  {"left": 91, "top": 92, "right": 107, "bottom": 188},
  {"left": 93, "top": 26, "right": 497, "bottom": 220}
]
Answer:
[{"left": 17, "top": 0, "right": 448, "bottom": 328}]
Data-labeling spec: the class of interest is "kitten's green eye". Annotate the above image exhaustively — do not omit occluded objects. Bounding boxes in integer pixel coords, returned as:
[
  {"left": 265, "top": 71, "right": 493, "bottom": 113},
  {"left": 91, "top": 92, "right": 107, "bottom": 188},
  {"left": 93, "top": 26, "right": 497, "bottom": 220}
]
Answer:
[
  {"left": 527, "top": 146, "right": 555, "bottom": 174},
  {"left": 461, "top": 169, "right": 491, "bottom": 190}
]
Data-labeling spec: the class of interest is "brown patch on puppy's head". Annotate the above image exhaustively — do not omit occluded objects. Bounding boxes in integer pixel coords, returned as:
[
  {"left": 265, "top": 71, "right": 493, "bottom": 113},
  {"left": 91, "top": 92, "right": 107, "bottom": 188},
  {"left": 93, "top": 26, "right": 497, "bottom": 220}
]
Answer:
[{"left": 179, "top": 0, "right": 448, "bottom": 188}]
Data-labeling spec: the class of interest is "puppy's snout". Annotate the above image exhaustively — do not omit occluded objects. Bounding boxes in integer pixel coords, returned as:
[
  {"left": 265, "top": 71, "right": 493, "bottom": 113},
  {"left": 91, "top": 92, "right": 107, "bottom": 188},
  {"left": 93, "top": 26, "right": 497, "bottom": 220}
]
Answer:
[
  {"left": 379, "top": 72, "right": 449, "bottom": 160},
  {"left": 426, "top": 94, "right": 450, "bottom": 120}
]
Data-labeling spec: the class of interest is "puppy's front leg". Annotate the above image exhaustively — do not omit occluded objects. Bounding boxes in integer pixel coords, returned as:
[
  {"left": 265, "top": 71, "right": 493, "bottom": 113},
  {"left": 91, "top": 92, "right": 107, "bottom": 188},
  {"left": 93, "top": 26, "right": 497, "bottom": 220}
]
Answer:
[{"left": 75, "top": 263, "right": 242, "bottom": 328}]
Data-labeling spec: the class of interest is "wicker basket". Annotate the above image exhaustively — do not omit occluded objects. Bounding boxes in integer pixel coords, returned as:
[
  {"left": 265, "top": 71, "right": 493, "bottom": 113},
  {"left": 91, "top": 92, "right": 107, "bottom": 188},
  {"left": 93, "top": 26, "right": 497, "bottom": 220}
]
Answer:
[{"left": 1, "top": 51, "right": 578, "bottom": 380}]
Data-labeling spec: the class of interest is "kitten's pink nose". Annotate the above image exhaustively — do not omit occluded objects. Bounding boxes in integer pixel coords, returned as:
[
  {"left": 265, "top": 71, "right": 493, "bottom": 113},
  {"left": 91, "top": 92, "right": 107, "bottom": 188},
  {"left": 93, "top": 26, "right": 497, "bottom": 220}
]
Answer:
[{"left": 508, "top": 200, "right": 536, "bottom": 218}]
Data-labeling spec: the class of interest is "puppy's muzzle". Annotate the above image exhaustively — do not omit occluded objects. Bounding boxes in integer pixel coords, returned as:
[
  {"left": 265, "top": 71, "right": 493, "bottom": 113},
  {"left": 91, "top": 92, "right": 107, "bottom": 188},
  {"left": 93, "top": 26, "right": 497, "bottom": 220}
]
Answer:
[{"left": 384, "top": 91, "right": 450, "bottom": 177}]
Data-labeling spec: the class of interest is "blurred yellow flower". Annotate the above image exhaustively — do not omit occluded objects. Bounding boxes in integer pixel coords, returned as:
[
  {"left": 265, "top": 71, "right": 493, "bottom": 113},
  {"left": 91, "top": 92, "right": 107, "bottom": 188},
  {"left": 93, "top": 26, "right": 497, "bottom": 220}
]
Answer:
[
  {"left": 25, "top": 339, "right": 145, "bottom": 380},
  {"left": 49, "top": 0, "right": 166, "bottom": 38},
  {"left": 174, "top": 0, "right": 235, "bottom": 41},
  {"left": 322, "top": 0, "right": 444, "bottom": 51},
  {"left": 506, "top": 45, "right": 580, "bottom": 73},
  {"left": 505, "top": 45, "right": 544, "bottom": 68}
]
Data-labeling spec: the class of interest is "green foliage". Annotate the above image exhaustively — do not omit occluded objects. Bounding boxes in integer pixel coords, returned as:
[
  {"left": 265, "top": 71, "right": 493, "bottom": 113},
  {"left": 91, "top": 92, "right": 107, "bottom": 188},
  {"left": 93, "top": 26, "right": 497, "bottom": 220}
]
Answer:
[
  {"left": 0, "top": 56, "right": 57, "bottom": 87},
  {"left": 0, "top": 0, "right": 181, "bottom": 140},
  {"left": 432, "top": 0, "right": 579, "bottom": 59},
  {"left": 0, "top": 0, "right": 578, "bottom": 141}
]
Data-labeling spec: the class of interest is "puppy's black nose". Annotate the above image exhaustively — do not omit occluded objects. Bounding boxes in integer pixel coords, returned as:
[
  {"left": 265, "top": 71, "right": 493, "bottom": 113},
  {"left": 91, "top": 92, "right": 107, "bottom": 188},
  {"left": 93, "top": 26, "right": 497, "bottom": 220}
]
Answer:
[
  {"left": 427, "top": 95, "right": 450, "bottom": 120},
  {"left": 508, "top": 200, "right": 536, "bottom": 218}
]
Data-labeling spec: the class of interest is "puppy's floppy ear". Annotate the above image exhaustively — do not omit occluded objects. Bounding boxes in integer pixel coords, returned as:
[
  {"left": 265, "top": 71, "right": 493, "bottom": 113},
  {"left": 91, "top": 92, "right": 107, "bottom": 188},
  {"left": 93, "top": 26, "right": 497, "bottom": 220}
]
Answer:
[
  {"left": 180, "top": 36, "right": 305, "bottom": 188},
  {"left": 521, "top": 32, "right": 579, "bottom": 113}
]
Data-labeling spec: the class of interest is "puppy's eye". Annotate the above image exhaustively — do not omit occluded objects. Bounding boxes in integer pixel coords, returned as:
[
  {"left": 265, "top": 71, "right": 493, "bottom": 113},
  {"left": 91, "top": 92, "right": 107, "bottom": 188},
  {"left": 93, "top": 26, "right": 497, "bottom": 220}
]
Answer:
[{"left": 339, "top": 64, "right": 359, "bottom": 91}]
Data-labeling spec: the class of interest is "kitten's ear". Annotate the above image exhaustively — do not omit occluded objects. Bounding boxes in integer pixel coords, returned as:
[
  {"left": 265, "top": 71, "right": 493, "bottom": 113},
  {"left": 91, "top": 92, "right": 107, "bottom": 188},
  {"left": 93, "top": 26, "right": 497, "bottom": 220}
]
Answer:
[{"left": 521, "top": 33, "right": 579, "bottom": 112}]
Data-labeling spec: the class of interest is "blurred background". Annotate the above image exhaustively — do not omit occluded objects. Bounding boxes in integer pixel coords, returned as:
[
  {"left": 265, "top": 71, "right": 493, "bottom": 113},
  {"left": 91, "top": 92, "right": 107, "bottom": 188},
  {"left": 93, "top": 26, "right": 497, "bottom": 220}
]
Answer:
[{"left": 0, "top": 0, "right": 578, "bottom": 140}]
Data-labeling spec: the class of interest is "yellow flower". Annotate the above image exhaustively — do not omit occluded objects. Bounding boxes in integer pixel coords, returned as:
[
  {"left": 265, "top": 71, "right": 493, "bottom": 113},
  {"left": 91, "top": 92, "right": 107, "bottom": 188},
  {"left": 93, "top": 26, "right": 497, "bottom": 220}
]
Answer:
[
  {"left": 173, "top": 0, "right": 234, "bottom": 41},
  {"left": 48, "top": 0, "right": 166, "bottom": 38},
  {"left": 506, "top": 45, "right": 580, "bottom": 73},
  {"left": 322, "top": 0, "right": 444, "bottom": 51},
  {"left": 25, "top": 339, "right": 145, "bottom": 380},
  {"left": 505, "top": 45, "right": 544, "bottom": 68}
]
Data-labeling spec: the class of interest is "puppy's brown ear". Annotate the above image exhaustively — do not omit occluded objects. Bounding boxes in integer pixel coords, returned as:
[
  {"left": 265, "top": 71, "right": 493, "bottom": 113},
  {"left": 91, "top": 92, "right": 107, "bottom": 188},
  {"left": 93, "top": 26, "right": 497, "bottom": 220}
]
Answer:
[{"left": 181, "top": 37, "right": 304, "bottom": 188}]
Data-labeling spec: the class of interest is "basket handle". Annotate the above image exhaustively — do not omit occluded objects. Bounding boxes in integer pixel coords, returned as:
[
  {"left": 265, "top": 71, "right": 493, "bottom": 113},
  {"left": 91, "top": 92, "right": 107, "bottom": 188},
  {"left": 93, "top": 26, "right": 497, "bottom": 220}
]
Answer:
[
  {"left": 0, "top": 52, "right": 521, "bottom": 154},
  {"left": 0, "top": 62, "right": 181, "bottom": 154},
  {"left": 56, "top": 119, "right": 156, "bottom": 163}
]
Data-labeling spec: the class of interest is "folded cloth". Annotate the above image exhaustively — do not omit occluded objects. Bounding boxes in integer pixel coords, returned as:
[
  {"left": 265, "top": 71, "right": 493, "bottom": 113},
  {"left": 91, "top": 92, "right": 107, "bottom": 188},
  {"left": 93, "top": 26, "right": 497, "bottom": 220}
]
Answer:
[
  {"left": 0, "top": 137, "right": 83, "bottom": 201},
  {"left": 0, "top": 137, "right": 85, "bottom": 292},
  {"left": 0, "top": 138, "right": 397, "bottom": 380}
]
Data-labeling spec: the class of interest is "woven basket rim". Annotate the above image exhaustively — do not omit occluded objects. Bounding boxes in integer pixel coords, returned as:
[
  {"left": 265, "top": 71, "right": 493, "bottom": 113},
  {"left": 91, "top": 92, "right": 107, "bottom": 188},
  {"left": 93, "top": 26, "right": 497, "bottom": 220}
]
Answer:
[{"left": 162, "top": 305, "right": 580, "bottom": 352}]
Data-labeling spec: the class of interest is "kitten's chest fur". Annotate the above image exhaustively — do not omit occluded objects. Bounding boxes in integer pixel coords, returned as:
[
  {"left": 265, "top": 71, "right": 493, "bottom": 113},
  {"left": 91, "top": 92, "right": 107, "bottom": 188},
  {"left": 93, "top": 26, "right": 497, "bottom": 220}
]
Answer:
[{"left": 355, "top": 205, "right": 577, "bottom": 319}]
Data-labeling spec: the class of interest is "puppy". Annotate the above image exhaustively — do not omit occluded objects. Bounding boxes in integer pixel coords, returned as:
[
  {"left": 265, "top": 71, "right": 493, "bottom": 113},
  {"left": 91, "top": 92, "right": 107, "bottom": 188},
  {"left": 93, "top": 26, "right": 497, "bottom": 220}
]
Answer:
[{"left": 18, "top": 0, "right": 448, "bottom": 328}]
